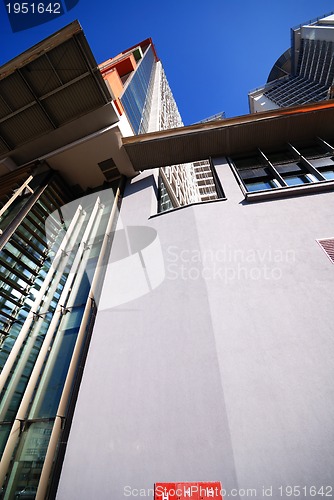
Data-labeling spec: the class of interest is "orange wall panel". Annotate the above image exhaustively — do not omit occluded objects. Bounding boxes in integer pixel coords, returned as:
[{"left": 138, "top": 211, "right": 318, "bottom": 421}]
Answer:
[
  {"left": 100, "top": 53, "right": 137, "bottom": 78},
  {"left": 103, "top": 69, "right": 124, "bottom": 99}
]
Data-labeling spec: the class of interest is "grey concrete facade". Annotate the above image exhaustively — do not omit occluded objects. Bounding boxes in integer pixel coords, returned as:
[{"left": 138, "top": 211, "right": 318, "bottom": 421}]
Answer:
[{"left": 57, "top": 160, "right": 334, "bottom": 499}]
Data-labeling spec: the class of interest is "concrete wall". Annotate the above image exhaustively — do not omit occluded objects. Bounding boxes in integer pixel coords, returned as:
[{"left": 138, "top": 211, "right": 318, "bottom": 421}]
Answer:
[{"left": 57, "top": 161, "right": 334, "bottom": 499}]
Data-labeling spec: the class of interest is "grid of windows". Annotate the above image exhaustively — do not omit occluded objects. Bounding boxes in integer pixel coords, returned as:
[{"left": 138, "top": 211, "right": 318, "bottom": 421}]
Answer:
[
  {"left": 230, "top": 138, "right": 334, "bottom": 195},
  {"left": 158, "top": 159, "right": 224, "bottom": 213},
  {"left": 158, "top": 175, "right": 174, "bottom": 212},
  {"left": 0, "top": 173, "right": 71, "bottom": 349}
]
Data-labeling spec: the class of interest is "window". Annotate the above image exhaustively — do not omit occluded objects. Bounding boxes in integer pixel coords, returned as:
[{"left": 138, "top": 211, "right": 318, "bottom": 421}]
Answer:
[
  {"left": 232, "top": 154, "right": 279, "bottom": 193},
  {"left": 310, "top": 157, "right": 334, "bottom": 180},
  {"left": 246, "top": 180, "right": 277, "bottom": 192},
  {"left": 284, "top": 174, "right": 311, "bottom": 186},
  {"left": 157, "top": 159, "right": 224, "bottom": 213},
  {"left": 321, "top": 170, "right": 334, "bottom": 180},
  {"left": 229, "top": 138, "right": 334, "bottom": 197},
  {"left": 309, "top": 157, "right": 334, "bottom": 169}
]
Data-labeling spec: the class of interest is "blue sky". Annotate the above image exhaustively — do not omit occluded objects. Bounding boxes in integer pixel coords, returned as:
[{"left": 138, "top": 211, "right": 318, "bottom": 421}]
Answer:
[{"left": 0, "top": 0, "right": 333, "bottom": 124}]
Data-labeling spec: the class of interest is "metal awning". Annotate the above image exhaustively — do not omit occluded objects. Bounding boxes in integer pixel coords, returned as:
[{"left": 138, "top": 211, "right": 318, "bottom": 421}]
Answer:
[
  {"left": 0, "top": 20, "right": 113, "bottom": 157},
  {"left": 122, "top": 101, "right": 334, "bottom": 170}
]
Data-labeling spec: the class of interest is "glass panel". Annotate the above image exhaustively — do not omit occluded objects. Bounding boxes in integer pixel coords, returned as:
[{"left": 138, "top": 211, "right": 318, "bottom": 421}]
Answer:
[
  {"left": 30, "top": 321, "right": 83, "bottom": 420},
  {"left": 0, "top": 185, "right": 118, "bottom": 498},
  {"left": 0, "top": 177, "right": 73, "bottom": 367},
  {"left": 246, "top": 180, "right": 277, "bottom": 192},
  {"left": 158, "top": 176, "right": 173, "bottom": 212},
  {"left": 275, "top": 162, "right": 303, "bottom": 175},
  {"left": 239, "top": 166, "right": 272, "bottom": 180},
  {"left": 0, "top": 423, "right": 12, "bottom": 459},
  {"left": 3, "top": 420, "right": 53, "bottom": 499},
  {"left": 0, "top": 196, "right": 30, "bottom": 233},
  {"left": 28, "top": 261, "right": 97, "bottom": 420},
  {"left": 121, "top": 46, "right": 155, "bottom": 133},
  {"left": 310, "top": 157, "right": 334, "bottom": 169},
  {"left": 321, "top": 170, "right": 334, "bottom": 180},
  {"left": 0, "top": 260, "right": 53, "bottom": 372},
  {"left": 0, "top": 315, "right": 54, "bottom": 423},
  {"left": 284, "top": 175, "right": 311, "bottom": 186}
]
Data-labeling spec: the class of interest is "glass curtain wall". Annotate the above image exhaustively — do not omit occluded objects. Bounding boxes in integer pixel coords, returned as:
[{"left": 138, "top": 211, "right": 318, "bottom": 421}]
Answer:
[
  {"left": 0, "top": 167, "right": 121, "bottom": 499},
  {"left": 120, "top": 45, "right": 156, "bottom": 134}
]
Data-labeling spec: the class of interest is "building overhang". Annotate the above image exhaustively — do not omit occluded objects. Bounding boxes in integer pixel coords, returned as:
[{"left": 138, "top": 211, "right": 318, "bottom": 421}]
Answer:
[
  {"left": 39, "top": 120, "right": 136, "bottom": 189},
  {"left": 122, "top": 101, "right": 334, "bottom": 170},
  {"left": 0, "top": 20, "right": 137, "bottom": 188},
  {"left": 0, "top": 20, "right": 115, "bottom": 159}
]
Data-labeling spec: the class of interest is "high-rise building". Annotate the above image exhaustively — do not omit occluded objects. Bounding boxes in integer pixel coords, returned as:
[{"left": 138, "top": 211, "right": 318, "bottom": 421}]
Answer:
[
  {"left": 248, "top": 12, "right": 334, "bottom": 113},
  {"left": 0, "top": 19, "right": 334, "bottom": 500},
  {"left": 99, "top": 39, "right": 218, "bottom": 207},
  {"left": 192, "top": 112, "right": 225, "bottom": 202}
]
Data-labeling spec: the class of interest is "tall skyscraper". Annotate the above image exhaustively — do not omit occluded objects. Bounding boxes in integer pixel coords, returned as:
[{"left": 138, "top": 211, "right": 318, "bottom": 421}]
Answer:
[
  {"left": 0, "top": 19, "right": 333, "bottom": 500},
  {"left": 248, "top": 12, "right": 334, "bottom": 113}
]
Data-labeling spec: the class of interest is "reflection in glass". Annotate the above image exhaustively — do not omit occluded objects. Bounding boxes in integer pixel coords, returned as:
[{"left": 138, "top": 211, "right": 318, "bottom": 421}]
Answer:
[
  {"left": 246, "top": 180, "right": 277, "bottom": 192},
  {"left": 284, "top": 175, "right": 311, "bottom": 186}
]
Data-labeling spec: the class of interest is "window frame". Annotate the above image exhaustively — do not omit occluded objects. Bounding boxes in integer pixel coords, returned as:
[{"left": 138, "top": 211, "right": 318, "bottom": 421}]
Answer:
[{"left": 228, "top": 140, "right": 334, "bottom": 201}]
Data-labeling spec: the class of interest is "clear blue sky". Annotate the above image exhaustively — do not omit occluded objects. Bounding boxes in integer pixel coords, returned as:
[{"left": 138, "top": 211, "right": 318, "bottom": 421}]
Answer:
[{"left": 0, "top": 0, "right": 333, "bottom": 124}]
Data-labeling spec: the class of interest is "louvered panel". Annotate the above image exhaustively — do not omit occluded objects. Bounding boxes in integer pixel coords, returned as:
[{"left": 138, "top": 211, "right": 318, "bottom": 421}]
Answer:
[{"left": 317, "top": 238, "right": 334, "bottom": 263}]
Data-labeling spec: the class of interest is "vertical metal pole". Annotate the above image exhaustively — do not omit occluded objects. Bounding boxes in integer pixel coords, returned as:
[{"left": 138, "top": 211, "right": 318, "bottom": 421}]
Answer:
[
  {"left": 0, "top": 175, "right": 34, "bottom": 219},
  {"left": 36, "top": 181, "right": 124, "bottom": 500},
  {"left": 0, "top": 211, "right": 87, "bottom": 493},
  {"left": 0, "top": 206, "right": 83, "bottom": 395},
  {"left": 0, "top": 173, "right": 53, "bottom": 252},
  {"left": 0, "top": 199, "right": 102, "bottom": 492}
]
